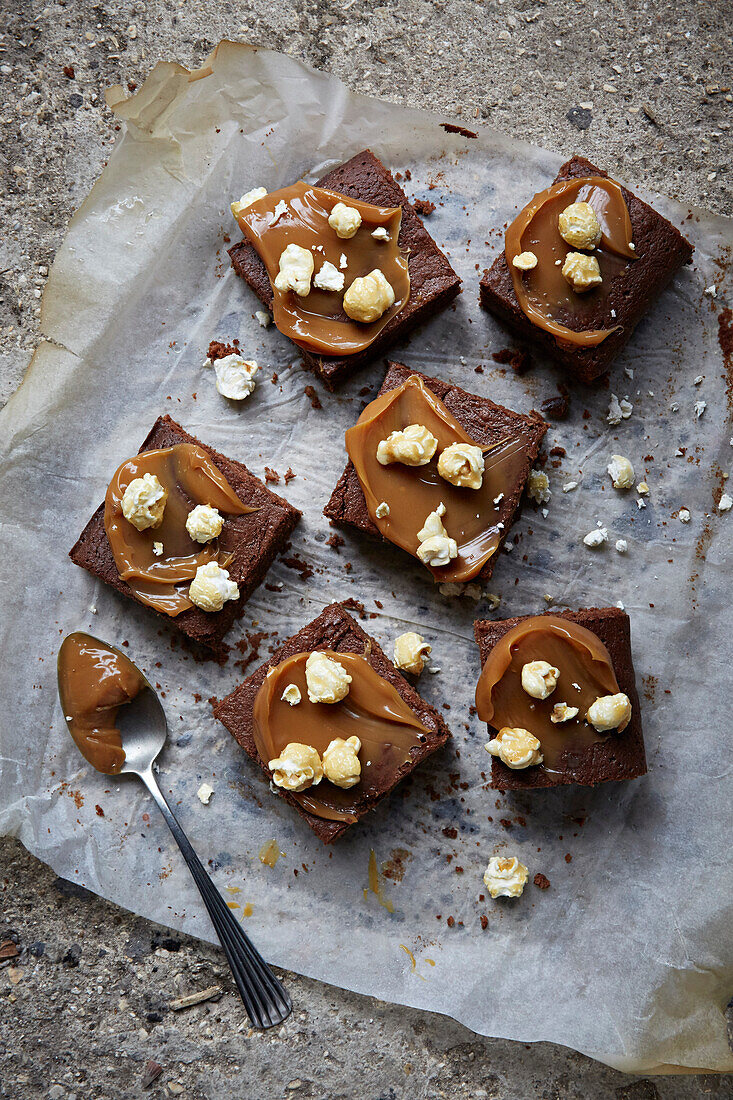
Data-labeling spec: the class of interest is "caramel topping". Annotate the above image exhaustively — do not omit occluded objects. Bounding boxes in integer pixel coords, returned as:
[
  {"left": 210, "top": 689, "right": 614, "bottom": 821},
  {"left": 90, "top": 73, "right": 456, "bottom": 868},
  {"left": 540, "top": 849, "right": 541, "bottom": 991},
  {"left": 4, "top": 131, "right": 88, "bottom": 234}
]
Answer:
[
  {"left": 235, "top": 182, "right": 409, "bottom": 355},
  {"left": 345, "top": 374, "right": 532, "bottom": 582},
  {"left": 253, "top": 650, "right": 430, "bottom": 822},
  {"left": 476, "top": 616, "right": 624, "bottom": 774},
  {"left": 505, "top": 176, "right": 637, "bottom": 347},
  {"left": 104, "top": 444, "right": 255, "bottom": 617},
  {"left": 58, "top": 633, "right": 145, "bottom": 775}
]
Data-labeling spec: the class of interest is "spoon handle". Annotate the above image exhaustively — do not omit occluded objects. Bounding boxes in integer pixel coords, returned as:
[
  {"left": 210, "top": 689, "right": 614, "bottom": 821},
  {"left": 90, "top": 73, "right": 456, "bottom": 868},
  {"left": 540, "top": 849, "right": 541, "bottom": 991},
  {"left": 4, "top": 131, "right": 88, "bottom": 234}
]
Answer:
[{"left": 139, "top": 765, "right": 292, "bottom": 1029}]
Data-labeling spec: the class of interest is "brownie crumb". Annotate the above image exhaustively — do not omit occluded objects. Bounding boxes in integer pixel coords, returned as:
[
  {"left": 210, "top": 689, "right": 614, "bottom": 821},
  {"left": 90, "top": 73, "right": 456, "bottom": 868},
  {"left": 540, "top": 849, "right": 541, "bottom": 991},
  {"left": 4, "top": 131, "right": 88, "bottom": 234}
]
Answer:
[
  {"left": 284, "top": 467, "right": 296, "bottom": 483},
  {"left": 326, "top": 533, "right": 345, "bottom": 553},
  {"left": 281, "top": 554, "right": 314, "bottom": 581},
  {"left": 446, "top": 916, "right": 455, "bottom": 928},
  {"left": 304, "top": 385, "right": 322, "bottom": 410},
  {"left": 63, "top": 64, "right": 75, "bottom": 79},
  {"left": 413, "top": 198, "right": 436, "bottom": 217},
  {"left": 533, "top": 873, "right": 550, "bottom": 890},
  {"left": 264, "top": 467, "right": 280, "bottom": 484},
  {"left": 492, "top": 347, "right": 532, "bottom": 375},
  {"left": 442, "top": 826, "right": 458, "bottom": 839},
  {"left": 207, "top": 340, "right": 237, "bottom": 362},
  {"left": 480, "top": 914, "right": 489, "bottom": 930},
  {"left": 541, "top": 395, "right": 570, "bottom": 420},
  {"left": 358, "top": 386, "right": 372, "bottom": 396},
  {"left": 474, "top": 364, "right": 484, "bottom": 374},
  {"left": 235, "top": 631, "right": 269, "bottom": 674},
  {"left": 95, "top": 804, "right": 104, "bottom": 817},
  {"left": 341, "top": 596, "right": 366, "bottom": 619},
  {"left": 549, "top": 445, "right": 567, "bottom": 457},
  {"left": 271, "top": 372, "right": 279, "bottom": 384},
  {"left": 441, "top": 122, "right": 478, "bottom": 139}
]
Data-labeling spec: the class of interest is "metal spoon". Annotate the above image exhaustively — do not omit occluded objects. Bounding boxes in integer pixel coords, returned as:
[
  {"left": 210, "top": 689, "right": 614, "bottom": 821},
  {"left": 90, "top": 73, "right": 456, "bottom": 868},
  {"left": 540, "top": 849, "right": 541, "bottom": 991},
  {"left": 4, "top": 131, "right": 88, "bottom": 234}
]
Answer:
[{"left": 57, "top": 633, "right": 292, "bottom": 1029}]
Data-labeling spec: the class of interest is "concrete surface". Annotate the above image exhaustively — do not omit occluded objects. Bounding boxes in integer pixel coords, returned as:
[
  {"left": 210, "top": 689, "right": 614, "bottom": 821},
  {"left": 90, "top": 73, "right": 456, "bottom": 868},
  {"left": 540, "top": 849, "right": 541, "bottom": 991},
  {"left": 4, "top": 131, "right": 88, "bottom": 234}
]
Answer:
[{"left": 1, "top": 1, "right": 731, "bottom": 1097}]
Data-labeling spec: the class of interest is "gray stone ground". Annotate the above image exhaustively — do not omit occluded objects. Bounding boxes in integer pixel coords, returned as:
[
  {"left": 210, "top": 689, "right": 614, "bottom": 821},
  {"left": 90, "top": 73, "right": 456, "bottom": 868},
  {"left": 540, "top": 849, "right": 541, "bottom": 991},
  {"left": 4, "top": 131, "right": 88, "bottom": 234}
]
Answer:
[{"left": 1, "top": 1, "right": 731, "bottom": 1097}]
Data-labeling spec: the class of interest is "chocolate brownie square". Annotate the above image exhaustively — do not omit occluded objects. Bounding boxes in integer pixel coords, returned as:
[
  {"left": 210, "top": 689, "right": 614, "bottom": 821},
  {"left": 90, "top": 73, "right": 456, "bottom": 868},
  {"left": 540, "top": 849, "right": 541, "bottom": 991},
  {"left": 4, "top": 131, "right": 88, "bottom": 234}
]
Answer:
[
  {"left": 69, "top": 415, "right": 300, "bottom": 654},
  {"left": 213, "top": 602, "right": 452, "bottom": 842},
  {"left": 323, "top": 361, "right": 547, "bottom": 582},
  {"left": 228, "top": 149, "right": 462, "bottom": 390},
  {"left": 479, "top": 156, "right": 694, "bottom": 383},
  {"left": 474, "top": 607, "right": 647, "bottom": 790}
]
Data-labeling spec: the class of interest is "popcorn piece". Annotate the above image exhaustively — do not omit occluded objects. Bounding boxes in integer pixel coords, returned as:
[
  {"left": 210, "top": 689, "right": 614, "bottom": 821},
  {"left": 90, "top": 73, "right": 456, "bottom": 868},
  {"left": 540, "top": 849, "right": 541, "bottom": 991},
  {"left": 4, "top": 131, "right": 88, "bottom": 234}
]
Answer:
[
  {"left": 521, "top": 660, "right": 559, "bottom": 700},
  {"left": 437, "top": 442, "right": 485, "bottom": 490},
  {"left": 526, "top": 469, "right": 551, "bottom": 504},
  {"left": 274, "top": 243, "right": 314, "bottom": 297},
  {"left": 587, "top": 692, "right": 632, "bottom": 732},
  {"left": 371, "top": 227, "right": 390, "bottom": 241},
  {"left": 393, "top": 632, "right": 431, "bottom": 676},
  {"left": 485, "top": 726, "right": 543, "bottom": 769},
  {"left": 375, "top": 501, "right": 390, "bottom": 519},
  {"left": 718, "top": 493, "right": 733, "bottom": 513},
  {"left": 322, "top": 736, "right": 361, "bottom": 789},
  {"left": 558, "top": 201, "right": 602, "bottom": 250},
  {"left": 416, "top": 502, "right": 458, "bottom": 568},
  {"left": 328, "top": 202, "right": 362, "bottom": 239},
  {"left": 512, "top": 250, "right": 538, "bottom": 271},
  {"left": 305, "top": 651, "right": 352, "bottom": 704},
  {"left": 607, "top": 454, "right": 635, "bottom": 490},
  {"left": 343, "top": 268, "right": 395, "bottom": 323},
  {"left": 212, "top": 354, "right": 259, "bottom": 401},
  {"left": 607, "top": 393, "right": 633, "bottom": 424},
  {"left": 197, "top": 782, "right": 214, "bottom": 805},
  {"left": 562, "top": 251, "right": 602, "bottom": 292},
  {"left": 693, "top": 375, "right": 704, "bottom": 386},
  {"left": 121, "top": 473, "right": 168, "bottom": 531},
  {"left": 313, "top": 260, "right": 345, "bottom": 293},
  {"left": 483, "top": 855, "right": 529, "bottom": 899},
  {"left": 694, "top": 400, "right": 707, "bottom": 419},
  {"left": 550, "top": 702, "right": 579, "bottom": 724},
  {"left": 615, "top": 539, "right": 628, "bottom": 553},
  {"left": 377, "top": 423, "right": 438, "bottom": 467},
  {"left": 231, "top": 186, "right": 267, "bottom": 218},
  {"left": 339, "top": 253, "right": 348, "bottom": 270},
  {"left": 679, "top": 508, "right": 691, "bottom": 523},
  {"left": 185, "top": 504, "right": 223, "bottom": 544},
  {"left": 280, "top": 683, "right": 301, "bottom": 706},
  {"left": 152, "top": 541, "right": 163, "bottom": 557},
  {"left": 562, "top": 481, "right": 579, "bottom": 493},
  {"left": 188, "top": 562, "right": 239, "bottom": 612},
  {"left": 255, "top": 310, "right": 272, "bottom": 328},
  {"left": 583, "top": 527, "right": 608, "bottom": 548},
  {"left": 637, "top": 482, "right": 650, "bottom": 495},
  {"left": 268, "top": 742, "right": 323, "bottom": 792}
]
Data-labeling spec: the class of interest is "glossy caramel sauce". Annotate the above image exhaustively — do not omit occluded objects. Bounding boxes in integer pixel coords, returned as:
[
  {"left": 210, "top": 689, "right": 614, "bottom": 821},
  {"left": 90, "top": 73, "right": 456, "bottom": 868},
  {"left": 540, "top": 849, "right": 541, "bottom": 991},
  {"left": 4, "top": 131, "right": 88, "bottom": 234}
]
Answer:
[
  {"left": 346, "top": 374, "right": 532, "bottom": 582},
  {"left": 104, "top": 443, "right": 255, "bottom": 617},
  {"left": 505, "top": 176, "right": 637, "bottom": 347},
  {"left": 475, "top": 616, "right": 624, "bottom": 774},
  {"left": 235, "top": 181, "right": 410, "bottom": 355},
  {"left": 58, "top": 633, "right": 145, "bottom": 775},
  {"left": 252, "top": 650, "right": 429, "bottom": 823}
]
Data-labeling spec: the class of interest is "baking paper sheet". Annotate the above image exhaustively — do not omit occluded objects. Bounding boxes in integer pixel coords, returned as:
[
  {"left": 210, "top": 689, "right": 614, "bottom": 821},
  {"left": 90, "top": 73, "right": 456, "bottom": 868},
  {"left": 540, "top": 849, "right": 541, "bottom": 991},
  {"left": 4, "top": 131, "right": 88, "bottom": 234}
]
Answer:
[{"left": 1, "top": 41, "right": 731, "bottom": 1073}]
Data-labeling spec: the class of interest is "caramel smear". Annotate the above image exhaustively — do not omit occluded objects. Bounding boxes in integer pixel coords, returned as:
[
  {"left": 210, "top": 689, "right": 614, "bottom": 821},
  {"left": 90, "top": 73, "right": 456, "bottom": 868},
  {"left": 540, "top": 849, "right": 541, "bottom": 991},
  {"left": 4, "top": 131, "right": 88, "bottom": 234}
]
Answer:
[
  {"left": 253, "top": 650, "right": 430, "bottom": 823},
  {"left": 235, "top": 182, "right": 409, "bottom": 355},
  {"left": 346, "top": 374, "right": 532, "bottom": 582},
  {"left": 104, "top": 443, "right": 255, "bottom": 617},
  {"left": 476, "top": 616, "right": 623, "bottom": 774},
  {"left": 505, "top": 176, "right": 637, "bottom": 347},
  {"left": 364, "top": 849, "right": 395, "bottom": 913},
  {"left": 58, "top": 633, "right": 146, "bottom": 775},
  {"left": 258, "top": 839, "right": 284, "bottom": 867}
]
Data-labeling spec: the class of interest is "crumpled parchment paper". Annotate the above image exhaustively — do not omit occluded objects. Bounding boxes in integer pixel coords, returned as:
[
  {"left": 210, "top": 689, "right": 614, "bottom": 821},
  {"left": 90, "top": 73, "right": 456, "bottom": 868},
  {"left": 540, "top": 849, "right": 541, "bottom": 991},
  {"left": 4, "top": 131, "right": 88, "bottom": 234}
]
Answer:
[{"left": 0, "top": 41, "right": 731, "bottom": 1074}]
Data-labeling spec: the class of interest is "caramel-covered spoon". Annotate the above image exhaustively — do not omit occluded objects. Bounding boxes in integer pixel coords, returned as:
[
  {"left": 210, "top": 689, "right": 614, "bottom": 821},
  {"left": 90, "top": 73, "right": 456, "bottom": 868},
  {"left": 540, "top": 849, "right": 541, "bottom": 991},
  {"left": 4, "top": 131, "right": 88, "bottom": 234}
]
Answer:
[{"left": 57, "top": 632, "right": 291, "bottom": 1029}]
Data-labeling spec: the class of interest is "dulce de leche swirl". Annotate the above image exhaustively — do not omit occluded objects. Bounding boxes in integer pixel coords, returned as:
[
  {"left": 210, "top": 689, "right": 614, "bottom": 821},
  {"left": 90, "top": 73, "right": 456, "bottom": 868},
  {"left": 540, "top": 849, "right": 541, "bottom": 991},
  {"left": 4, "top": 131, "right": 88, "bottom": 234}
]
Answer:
[
  {"left": 104, "top": 444, "right": 255, "bottom": 617},
  {"left": 345, "top": 374, "right": 532, "bottom": 583},
  {"left": 475, "top": 616, "right": 625, "bottom": 774},
  {"left": 253, "top": 650, "right": 430, "bottom": 823},
  {"left": 505, "top": 176, "right": 637, "bottom": 347},
  {"left": 235, "top": 182, "right": 409, "bottom": 355},
  {"left": 58, "top": 633, "right": 146, "bottom": 775}
]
